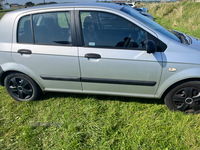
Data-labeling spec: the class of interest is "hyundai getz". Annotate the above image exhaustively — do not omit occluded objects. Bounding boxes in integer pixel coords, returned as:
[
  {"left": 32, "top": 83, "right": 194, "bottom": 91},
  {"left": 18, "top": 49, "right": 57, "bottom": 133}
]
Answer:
[{"left": 0, "top": 3, "right": 200, "bottom": 113}]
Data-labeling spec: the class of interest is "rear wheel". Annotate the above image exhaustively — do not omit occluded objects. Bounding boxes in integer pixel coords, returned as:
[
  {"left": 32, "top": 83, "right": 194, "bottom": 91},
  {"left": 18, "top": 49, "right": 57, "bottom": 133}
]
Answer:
[
  {"left": 164, "top": 81, "right": 200, "bottom": 113},
  {"left": 4, "top": 73, "right": 41, "bottom": 102}
]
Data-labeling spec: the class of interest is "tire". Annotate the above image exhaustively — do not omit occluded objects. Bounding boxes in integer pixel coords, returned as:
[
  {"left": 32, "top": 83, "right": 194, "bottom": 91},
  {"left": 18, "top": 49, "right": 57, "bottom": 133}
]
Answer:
[
  {"left": 164, "top": 81, "right": 200, "bottom": 113},
  {"left": 4, "top": 73, "right": 41, "bottom": 102}
]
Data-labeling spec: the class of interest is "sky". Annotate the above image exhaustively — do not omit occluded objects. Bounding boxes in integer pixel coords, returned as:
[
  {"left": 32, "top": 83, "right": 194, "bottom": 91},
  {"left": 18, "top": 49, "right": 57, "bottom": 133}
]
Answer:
[{"left": 3, "top": 0, "right": 100, "bottom": 5}]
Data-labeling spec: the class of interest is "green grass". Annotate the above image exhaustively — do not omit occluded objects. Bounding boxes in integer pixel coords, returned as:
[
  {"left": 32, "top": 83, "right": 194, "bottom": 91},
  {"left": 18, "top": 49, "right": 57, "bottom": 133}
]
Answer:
[
  {"left": 1, "top": 86, "right": 200, "bottom": 149},
  {"left": 0, "top": 12, "right": 7, "bottom": 19},
  {"left": 0, "top": 9, "right": 15, "bottom": 18},
  {"left": 144, "top": 0, "right": 200, "bottom": 38},
  {"left": 1, "top": 2, "right": 200, "bottom": 149}
]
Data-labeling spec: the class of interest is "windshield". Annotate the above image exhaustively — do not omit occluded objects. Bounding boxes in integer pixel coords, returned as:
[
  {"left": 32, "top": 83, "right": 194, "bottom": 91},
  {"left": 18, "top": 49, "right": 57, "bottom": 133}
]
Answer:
[{"left": 121, "top": 6, "right": 181, "bottom": 43}]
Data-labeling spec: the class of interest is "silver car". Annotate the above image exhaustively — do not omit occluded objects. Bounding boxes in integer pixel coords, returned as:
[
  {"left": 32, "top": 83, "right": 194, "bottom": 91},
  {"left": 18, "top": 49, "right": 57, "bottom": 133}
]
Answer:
[{"left": 0, "top": 3, "right": 200, "bottom": 113}]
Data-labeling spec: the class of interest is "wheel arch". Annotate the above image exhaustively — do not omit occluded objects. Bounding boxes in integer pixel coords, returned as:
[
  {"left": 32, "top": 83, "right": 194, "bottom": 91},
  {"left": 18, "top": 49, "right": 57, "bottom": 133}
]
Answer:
[
  {"left": 0, "top": 63, "right": 45, "bottom": 92},
  {"left": 1, "top": 70, "right": 44, "bottom": 92},
  {"left": 1, "top": 70, "right": 19, "bottom": 86},
  {"left": 161, "top": 78, "right": 200, "bottom": 100}
]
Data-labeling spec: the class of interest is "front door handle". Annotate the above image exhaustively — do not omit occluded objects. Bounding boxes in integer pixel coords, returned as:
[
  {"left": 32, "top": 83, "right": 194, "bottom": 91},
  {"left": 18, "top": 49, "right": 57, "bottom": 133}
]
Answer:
[
  {"left": 85, "top": 53, "right": 101, "bottom": 59},
  {"left": 18, "top": 49, "right": 32, "bottom": 54}
]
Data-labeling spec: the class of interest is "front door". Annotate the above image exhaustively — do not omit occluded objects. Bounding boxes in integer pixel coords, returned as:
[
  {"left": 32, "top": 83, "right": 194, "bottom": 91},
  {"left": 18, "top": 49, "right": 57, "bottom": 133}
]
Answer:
[{"left": 78, "top": 11, "right": 162, "bottom": 97}]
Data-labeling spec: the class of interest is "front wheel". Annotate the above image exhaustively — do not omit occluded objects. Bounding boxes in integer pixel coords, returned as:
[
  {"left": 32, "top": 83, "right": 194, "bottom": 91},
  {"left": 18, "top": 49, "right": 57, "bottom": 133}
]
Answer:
[
  {"left": 4, "top": 73, "right": 41, "bottom": 102},
  {"left": 164, "top": 81, "right": 200, "bottom": 113}
]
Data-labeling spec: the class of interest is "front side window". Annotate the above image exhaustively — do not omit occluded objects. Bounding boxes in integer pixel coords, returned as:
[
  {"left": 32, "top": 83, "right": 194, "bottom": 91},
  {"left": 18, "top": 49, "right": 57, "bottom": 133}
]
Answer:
[
  {"left": 17, "top": 15, "right": 33, "bottom": 43},
  {"left": 80, "top": 11, "right": 146, "bottom": 50},
  {"left": 33, "top": 12, "right": 71, "bottom": 45}
]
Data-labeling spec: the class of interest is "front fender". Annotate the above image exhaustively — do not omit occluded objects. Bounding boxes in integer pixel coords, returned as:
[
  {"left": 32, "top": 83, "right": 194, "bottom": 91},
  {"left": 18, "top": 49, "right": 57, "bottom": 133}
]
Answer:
[{"left": 155, "top": 66, "right": 200, "bottom": 98}]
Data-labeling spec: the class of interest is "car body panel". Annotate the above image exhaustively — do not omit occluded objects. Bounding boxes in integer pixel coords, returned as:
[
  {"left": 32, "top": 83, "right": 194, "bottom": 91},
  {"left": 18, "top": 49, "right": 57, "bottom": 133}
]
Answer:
[
  {"left": 188, "top": 36, "right": 200, "bottom": 50},
  {"left": 79, "top": 47, "right": 162, "bottom": 97},
  {"left": 156, "top": 62, "right": 200, "bottom": 98},
  {"left": 162, "top": 40, "right": 200, "bottom": 65},
  {"left": 155, "top": 39, "right": 200, "bottom": 97}
]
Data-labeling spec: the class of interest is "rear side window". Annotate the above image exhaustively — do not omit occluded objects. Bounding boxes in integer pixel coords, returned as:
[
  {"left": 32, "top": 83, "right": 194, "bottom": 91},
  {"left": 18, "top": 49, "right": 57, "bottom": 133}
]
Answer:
[
  {"left": 17, "top": 15, "right": 33, "bottom": 43},
  {"left": 33, "top": 12, "right": 71, "bottom": 45},
  {"left": 17, "top": 12, "right": 71, "bottom": 46}
]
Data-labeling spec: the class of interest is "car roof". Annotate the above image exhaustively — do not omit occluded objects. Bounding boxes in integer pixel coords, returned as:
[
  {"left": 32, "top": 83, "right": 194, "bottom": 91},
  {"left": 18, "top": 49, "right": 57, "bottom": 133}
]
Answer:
[{"left": 6, "top": 3, "right": 123, "bottom": 16}]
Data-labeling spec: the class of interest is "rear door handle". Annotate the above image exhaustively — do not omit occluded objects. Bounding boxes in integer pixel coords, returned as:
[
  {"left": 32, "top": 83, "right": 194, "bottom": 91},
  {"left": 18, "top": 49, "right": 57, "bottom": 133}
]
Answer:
[
  {"left": 85, "top": 53, "right": 101, "bottom": 59},
  {"left": 18, "top": 49, "right": 32, "bottom": 54}
]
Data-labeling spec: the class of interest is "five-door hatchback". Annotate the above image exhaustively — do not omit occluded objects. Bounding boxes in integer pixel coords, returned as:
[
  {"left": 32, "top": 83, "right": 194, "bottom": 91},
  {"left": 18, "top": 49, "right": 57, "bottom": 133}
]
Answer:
[{"left": 1, "top": 3, "right": 200, "bottom": 113}]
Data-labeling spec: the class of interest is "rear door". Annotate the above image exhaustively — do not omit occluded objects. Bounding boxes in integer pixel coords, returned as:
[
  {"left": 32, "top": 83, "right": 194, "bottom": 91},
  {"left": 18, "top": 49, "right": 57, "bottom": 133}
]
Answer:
[
  {"left": 77, "top": 10, "right": 163, "bottom": 98},
  {"left": 12, "top": 10, "right": 82, "bottom": 92}
]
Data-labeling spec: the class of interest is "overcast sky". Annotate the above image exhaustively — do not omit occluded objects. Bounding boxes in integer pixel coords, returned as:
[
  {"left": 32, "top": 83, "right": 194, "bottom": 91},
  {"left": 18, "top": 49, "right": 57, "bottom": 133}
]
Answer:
[{"left": 4, "top": 0, "right": 100, "bottom": 5}]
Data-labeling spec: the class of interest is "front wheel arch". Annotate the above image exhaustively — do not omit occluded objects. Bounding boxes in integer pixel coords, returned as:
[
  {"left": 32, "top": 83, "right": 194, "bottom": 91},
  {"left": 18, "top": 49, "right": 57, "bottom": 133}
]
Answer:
[
  {"left": 163, "top": 79, "right": 200, "bottom": 113},
  {"left": 161, "top": 78, "right": 200, "bottom": 100}
]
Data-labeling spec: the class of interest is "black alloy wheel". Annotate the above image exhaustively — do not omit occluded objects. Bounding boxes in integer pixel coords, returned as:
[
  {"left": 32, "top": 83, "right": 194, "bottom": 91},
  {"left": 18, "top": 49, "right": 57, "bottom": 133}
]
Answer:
[
  {"left": 4, "top": 73, "right": 41, "bottom": 101},
  {"left": 165, "top": 81, "right": 200, "bottom": 113}
]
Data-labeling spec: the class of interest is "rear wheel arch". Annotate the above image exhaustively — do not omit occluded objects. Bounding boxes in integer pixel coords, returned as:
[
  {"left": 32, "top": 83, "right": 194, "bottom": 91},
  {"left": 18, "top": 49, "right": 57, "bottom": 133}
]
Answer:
[
  {"left": 1, "top": 71, "right": 21, "bottom": 86},
  {"left": 0, "top": 71, "right": 43, "bottom": 93},
  {"left": 4, "top": 72, "right": 42, "bottom": 101}
]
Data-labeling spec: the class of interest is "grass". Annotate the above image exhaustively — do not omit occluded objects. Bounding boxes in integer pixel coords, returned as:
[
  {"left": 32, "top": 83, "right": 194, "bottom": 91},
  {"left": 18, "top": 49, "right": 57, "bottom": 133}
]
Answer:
[
  {"left": 0, "top": 12, "right": 7, "bottom": 19},
  {"left": 1, "top": 2, "right": 200, "bottom": 149},
  {"left": 0, "top": 9, "right": 15, "bottom": 18},
  {"left": 1, "top": 86, "right": 200, "bottom": 149},
  {"left": 143, "top": 0, "right": 200, "bottom": 38}
]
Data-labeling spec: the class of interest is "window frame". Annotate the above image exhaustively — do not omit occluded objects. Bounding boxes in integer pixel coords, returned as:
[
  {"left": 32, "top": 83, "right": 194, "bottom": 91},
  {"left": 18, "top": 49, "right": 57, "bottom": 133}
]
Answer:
[{"left": 16, "top": 11, "right": 74, "bottom": 47}]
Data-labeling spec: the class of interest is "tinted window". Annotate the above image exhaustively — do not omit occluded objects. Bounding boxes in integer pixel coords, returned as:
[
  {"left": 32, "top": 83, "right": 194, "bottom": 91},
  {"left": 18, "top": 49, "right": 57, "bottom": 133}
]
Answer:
[
  {"left": 80, "top": 11, "right": 146, "bottom": 50},
  {"left": 33, "top": 12, "right": 71, "bottom": 45},
  {"left": 17, "top": 15, "right": 33, "bottom": 43}
]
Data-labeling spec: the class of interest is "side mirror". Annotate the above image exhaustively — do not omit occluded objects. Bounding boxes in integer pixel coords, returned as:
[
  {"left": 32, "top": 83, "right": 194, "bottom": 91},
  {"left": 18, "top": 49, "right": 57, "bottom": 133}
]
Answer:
[{"left": 145, "top": 40, "right": 157, "bottom": 54}]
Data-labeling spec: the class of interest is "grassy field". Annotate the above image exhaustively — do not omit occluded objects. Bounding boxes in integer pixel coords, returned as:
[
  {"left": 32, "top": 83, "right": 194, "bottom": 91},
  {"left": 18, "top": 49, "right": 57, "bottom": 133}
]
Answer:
[
  {"left": 1, "top": 1, "right": 200, "bottom": 149},
  {"left": 143, "top": 0, "right": 200, "bottom": 38},
  {"left": 2, "top": 86, "right": 200, "bottom": 149}
]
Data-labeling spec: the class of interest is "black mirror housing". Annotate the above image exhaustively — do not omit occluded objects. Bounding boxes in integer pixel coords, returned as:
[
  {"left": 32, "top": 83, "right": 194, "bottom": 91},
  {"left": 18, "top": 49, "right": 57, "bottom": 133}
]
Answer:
[{"left": 145, "top": 40, "right": 157, "bottom": 54}]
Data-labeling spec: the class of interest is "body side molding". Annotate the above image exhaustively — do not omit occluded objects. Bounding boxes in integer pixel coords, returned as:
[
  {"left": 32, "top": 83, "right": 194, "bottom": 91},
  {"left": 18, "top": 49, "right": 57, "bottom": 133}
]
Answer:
[{"left": 40, "top": 75, "right": 156, "bottom": 86}]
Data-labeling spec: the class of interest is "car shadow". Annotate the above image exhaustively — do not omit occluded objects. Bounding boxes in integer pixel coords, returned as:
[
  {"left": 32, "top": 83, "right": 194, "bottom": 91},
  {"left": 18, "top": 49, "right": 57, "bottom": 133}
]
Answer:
[{"left": 38, "top": 92, "right": 164, "bottom": 105}]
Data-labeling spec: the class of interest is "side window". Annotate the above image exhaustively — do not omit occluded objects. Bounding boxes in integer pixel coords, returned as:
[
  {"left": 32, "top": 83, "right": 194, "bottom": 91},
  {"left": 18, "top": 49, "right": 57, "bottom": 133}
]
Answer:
[
  {"left": 80, "top": 11, "right": 146, "bottom": 50},
  {"left": 33, "top": 12, "right": 71, "bottom": 45},
  {"left": 17, "top": 15, "right": 33, "bottom": 43}
]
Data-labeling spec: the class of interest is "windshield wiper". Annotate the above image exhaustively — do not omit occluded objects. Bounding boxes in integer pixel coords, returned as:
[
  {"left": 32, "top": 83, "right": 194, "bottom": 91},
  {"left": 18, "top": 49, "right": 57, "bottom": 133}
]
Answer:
[
  {"left": 185, "top": 34, "right": 192, "bottom": 44},
  {"left": 171, "top": 30, "right": 191, "bottom": 45}
]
